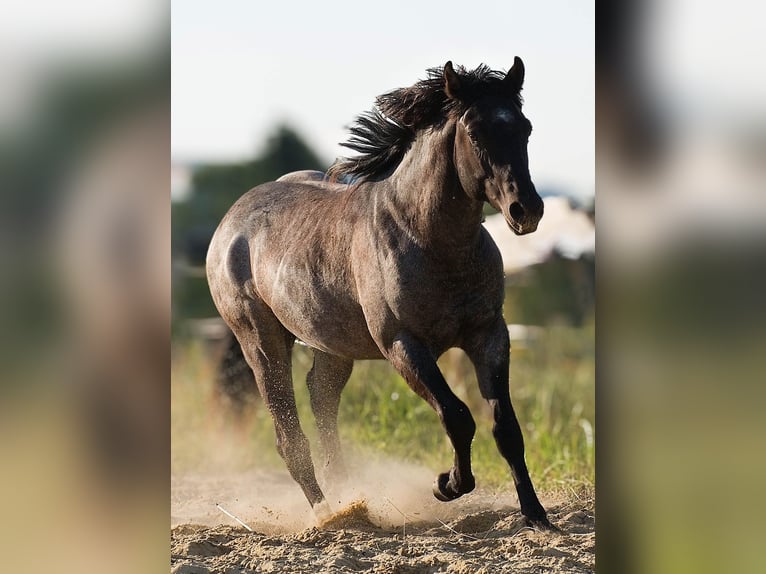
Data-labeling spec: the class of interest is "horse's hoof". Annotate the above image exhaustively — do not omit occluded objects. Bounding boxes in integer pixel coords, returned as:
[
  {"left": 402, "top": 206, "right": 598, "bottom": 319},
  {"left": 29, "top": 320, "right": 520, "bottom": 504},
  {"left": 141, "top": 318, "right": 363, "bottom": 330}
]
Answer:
[
  {"left": 432, "top": 472, "right": 462, "bottom": 502},
  {"left": 524, "top": 513, "right": 558, "bottom": 531},
  {"left": 312, "top": 500, "right": 332, "bottom": 524}
]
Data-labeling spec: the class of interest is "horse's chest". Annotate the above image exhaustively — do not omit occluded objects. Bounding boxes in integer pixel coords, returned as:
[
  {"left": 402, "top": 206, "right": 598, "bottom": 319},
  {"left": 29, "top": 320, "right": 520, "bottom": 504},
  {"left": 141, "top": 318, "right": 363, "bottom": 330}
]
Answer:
[{"left": 389, "top": 264, "right": 501, "bottom": 342}]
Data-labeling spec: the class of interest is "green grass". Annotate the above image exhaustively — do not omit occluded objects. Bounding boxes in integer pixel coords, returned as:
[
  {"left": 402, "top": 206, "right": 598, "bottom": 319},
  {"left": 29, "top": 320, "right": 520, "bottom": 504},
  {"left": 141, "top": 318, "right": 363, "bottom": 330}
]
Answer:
[{"left": 172, "top": 319, "right": 594, "bottom": 496}]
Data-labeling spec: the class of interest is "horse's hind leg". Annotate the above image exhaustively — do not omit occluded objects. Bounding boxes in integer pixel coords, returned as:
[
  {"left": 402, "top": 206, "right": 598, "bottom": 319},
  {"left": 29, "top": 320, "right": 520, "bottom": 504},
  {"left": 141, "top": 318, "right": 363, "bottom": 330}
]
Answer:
[
  {"left": 227, "top": 298, "right": 328, "bottom": 517},
  {"left": 386, "top": 333, "right": 476, "bottom": 501},
  {"left": 464, "top": 318, "right": 550, "bottom": 527},
  {"left": 306, "top": 350, "right": 353, "bottom": 483}
]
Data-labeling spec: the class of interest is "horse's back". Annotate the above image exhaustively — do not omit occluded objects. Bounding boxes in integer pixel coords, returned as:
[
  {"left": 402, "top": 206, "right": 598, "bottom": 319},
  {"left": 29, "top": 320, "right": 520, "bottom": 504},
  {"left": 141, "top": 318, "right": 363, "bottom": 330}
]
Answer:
[
  {"left": 207, "top": 180, "right": 339, "bottom": 290},
  {"left": 276, "top": 170, "right": 327, "bottom": 183}
]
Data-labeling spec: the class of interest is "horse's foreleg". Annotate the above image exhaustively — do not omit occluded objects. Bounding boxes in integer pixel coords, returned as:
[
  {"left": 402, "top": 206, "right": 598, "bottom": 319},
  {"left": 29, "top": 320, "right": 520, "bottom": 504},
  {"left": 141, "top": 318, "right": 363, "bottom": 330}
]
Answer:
[
  {"left": 306, "top": 351, "right": 353, "bottom": 484},
  {"left": 387, "top": 333, "right": 476, "bottom": 501},
  {"left": 465, "top": 319, "right": 550, "bottom": 527}
]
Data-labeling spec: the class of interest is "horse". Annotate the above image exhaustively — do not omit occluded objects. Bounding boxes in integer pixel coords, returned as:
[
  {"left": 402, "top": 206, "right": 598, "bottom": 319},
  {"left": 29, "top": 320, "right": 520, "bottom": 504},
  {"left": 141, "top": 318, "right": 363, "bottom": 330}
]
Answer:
[{"left": 206, "top": 58, "right": 550, "bottom": 527}]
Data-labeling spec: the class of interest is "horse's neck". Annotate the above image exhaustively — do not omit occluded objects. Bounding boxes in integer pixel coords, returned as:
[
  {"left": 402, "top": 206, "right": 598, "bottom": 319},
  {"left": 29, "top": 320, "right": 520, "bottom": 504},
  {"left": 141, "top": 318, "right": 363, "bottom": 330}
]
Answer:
[{"left": 387, "top": 125, "right": 484, "bottom": 250}]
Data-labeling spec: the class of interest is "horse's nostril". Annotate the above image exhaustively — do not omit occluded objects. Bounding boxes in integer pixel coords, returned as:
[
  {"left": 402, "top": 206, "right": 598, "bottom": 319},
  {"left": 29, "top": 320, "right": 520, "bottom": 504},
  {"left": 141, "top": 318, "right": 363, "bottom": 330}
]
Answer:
[{"left": 509, "top": 202, "right": 525, "bottom": 222}]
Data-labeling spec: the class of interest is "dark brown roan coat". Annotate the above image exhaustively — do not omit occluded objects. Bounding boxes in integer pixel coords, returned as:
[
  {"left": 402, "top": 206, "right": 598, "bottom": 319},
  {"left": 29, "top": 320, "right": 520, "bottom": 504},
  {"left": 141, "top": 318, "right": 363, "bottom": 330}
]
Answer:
[{"left": 207, "top": 59, "right": 550, "bottom": 526}]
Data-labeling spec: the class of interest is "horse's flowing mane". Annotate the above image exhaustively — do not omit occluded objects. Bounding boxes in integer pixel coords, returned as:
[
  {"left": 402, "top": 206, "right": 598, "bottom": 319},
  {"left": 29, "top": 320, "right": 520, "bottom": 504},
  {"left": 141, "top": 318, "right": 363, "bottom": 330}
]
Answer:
[{"left": 327, "top": 63, "right": 521, "bottom": 183}]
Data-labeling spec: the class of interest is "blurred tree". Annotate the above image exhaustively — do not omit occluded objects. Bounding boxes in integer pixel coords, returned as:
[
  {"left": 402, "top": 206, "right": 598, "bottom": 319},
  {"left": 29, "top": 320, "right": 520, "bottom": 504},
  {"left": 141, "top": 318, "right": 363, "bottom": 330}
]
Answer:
[
  {"left": 191, "top": 126, "right": 322, "bottom": 218},
  {"left": 505, "top": 252, "right": 595, "bottom": 326}
]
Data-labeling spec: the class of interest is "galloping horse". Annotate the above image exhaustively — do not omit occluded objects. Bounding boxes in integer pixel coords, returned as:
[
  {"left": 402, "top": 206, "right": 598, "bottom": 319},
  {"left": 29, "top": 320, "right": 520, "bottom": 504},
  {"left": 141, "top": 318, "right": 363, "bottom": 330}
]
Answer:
[{"left": 206, "top": 59, "right": 550, "bottom": 527}]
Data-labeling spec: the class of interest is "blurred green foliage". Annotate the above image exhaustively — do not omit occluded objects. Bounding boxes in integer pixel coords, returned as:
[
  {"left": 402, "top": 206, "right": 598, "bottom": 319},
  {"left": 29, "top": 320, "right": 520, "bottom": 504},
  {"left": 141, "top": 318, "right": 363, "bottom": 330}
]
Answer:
[{"left": 506, "top": 253, "right": 595, "bottom": 326}]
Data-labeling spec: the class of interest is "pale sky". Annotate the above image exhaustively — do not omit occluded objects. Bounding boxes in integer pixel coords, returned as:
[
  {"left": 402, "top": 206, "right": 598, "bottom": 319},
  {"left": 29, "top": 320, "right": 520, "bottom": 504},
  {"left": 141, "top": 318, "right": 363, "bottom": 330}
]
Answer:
[{"left": 172, "top": 1, "right": 594, "bottom": 199}]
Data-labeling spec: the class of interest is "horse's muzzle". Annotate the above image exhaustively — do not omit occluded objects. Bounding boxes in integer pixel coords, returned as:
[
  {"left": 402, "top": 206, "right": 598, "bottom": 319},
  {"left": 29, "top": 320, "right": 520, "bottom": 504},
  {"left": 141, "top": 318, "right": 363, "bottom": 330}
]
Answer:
[{"left": 507, "top": 199, "right": 543, "bottom": 235}]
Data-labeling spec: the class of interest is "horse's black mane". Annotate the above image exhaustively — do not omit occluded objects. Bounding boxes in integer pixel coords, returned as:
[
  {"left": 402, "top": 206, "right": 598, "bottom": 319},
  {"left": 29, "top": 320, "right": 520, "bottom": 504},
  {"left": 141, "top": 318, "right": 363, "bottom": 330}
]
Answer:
[{"left": 327, "top": 63, "right": 521, "bottom": 183}]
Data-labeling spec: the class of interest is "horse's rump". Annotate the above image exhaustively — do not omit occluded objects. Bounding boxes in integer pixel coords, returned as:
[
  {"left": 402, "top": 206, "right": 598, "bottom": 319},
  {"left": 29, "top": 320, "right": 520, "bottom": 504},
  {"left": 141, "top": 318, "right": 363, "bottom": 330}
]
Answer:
[{"left": 212, "top": 181, "right": 381, "bottom": 359}]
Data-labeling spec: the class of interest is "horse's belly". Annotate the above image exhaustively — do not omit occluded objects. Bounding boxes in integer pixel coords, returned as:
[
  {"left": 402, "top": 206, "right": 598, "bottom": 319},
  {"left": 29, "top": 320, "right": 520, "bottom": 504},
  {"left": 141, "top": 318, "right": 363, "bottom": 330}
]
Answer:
[
  {"left": 267, "top": 287, "right": 383, "bottom": 360},
  {"left": 279, "top": 306, "right": 383, "bottom": 359},
  {"left": 298, "top": 329, "right": 384, "bottom": 360}
]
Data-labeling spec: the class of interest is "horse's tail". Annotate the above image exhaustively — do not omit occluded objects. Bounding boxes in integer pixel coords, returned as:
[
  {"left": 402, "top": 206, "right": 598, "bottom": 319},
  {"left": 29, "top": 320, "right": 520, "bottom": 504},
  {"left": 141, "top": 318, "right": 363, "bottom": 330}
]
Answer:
[{"left": 215, "top": 328, "right": 261, "bottom": 415}]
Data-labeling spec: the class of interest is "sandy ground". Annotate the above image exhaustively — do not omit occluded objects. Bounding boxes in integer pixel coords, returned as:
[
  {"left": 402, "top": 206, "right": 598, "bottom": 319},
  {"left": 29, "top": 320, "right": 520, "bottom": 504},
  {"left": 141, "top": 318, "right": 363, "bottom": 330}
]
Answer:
[{"left": 171, "top": 465, "right": 594, "bottom": 573}]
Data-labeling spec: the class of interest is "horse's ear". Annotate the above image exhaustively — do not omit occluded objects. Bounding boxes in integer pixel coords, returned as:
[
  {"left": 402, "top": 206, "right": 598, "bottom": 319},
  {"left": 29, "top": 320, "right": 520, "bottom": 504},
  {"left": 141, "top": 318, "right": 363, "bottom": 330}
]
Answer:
[
  {"left": 443, "top": 61, "right": 461, "bottom": 99},
  {"left": 504, "top": 56, "right": 525, "bottom": 92}
]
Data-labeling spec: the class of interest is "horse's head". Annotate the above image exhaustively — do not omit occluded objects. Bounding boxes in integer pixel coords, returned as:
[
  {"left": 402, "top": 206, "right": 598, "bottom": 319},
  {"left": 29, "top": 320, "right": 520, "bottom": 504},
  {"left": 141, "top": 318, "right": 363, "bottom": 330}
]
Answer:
[{"left": 448, "top": 58, "right": 544, "bottom": 235}]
